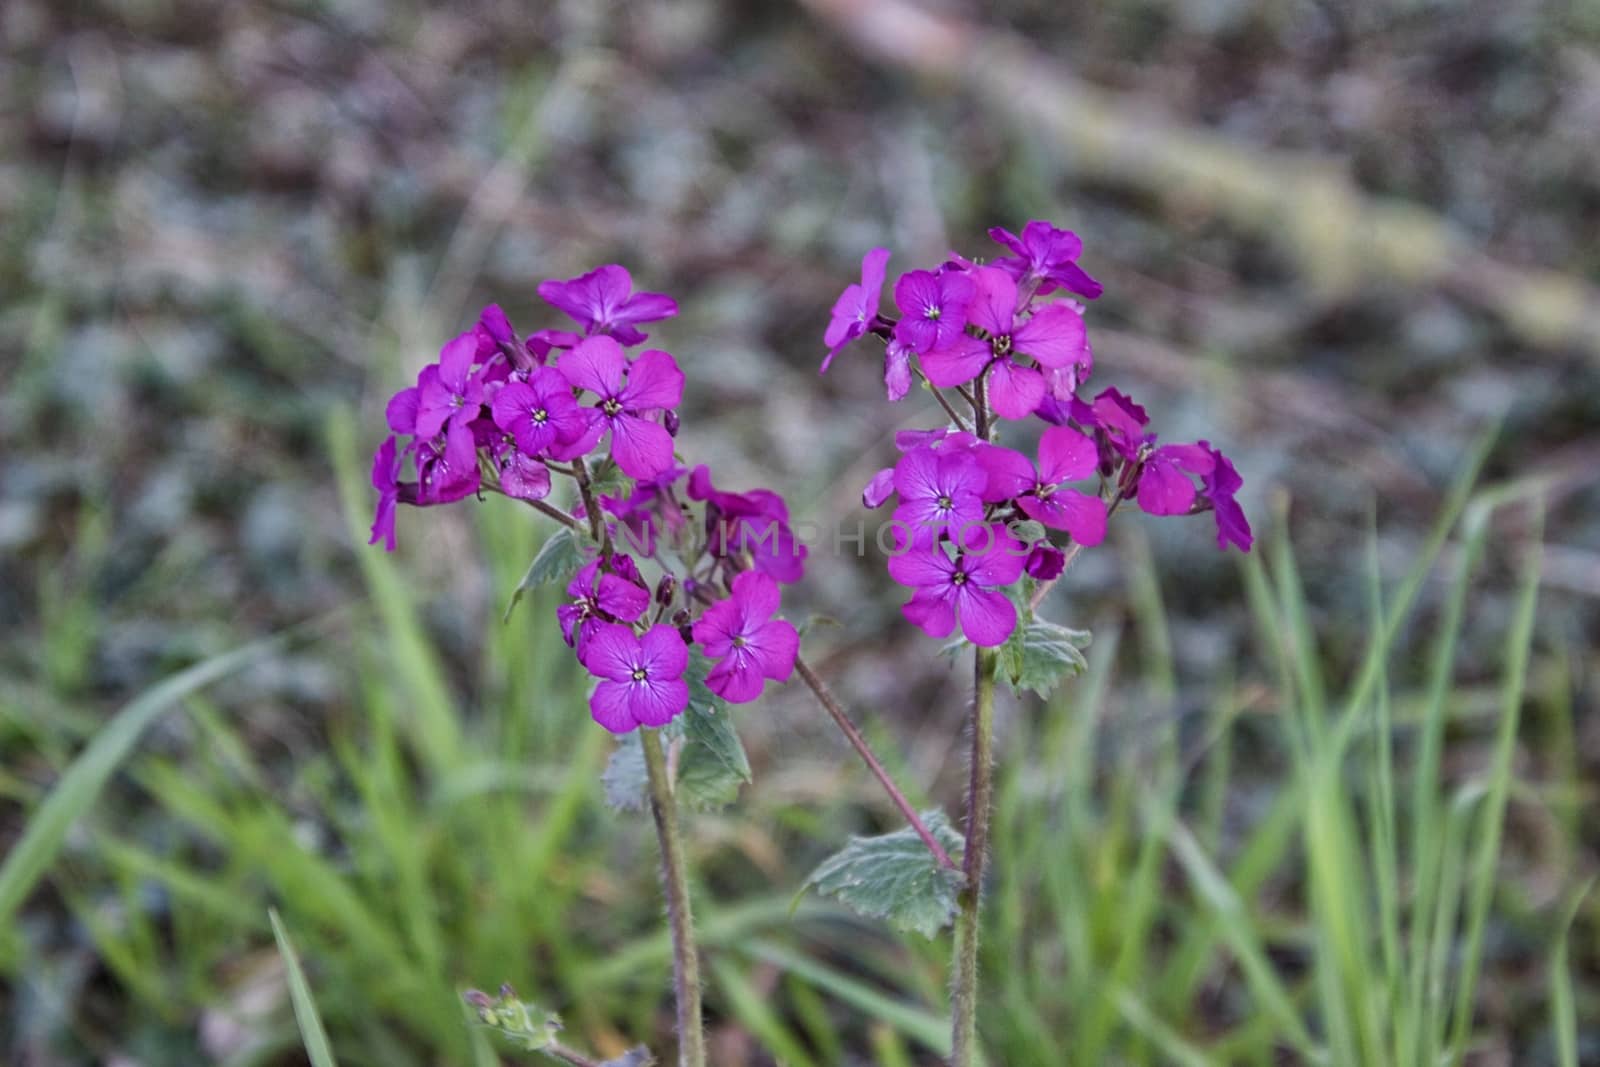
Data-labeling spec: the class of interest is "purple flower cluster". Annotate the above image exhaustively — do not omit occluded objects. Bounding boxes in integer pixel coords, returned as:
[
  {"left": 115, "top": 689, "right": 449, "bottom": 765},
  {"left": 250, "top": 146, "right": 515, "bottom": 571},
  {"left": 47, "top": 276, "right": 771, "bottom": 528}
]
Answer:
[
  {"left": 369, "top": 266, "right": 802, "bottom": 734},
  {"left": 824, "top": 221, "right": 1252, "bottom": 648}
]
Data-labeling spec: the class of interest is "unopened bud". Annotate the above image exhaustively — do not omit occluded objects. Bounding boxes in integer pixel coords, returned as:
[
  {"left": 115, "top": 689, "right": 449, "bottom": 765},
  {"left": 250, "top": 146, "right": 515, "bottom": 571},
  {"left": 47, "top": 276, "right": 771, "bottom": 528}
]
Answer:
[
  {"left": 664, "top": 409, "right": 680, "bottom": 437},
  {"left": 655, "top": 574, "right": 677, "bottom": 606}
]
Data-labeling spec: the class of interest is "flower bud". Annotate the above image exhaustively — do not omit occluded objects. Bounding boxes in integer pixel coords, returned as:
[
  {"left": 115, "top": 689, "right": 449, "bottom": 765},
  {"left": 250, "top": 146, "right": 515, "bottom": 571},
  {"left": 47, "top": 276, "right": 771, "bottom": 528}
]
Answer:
[
  {"left": 663, "top": 409, "right": 680, "bottom": 437},
  {"left": 655, "top": 574, "right": 677, "bottom": 606}
]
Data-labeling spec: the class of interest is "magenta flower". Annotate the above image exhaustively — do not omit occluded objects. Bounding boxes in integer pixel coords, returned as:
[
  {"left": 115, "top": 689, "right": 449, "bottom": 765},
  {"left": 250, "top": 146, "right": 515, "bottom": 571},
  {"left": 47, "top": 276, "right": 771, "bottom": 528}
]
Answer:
[
  {"left": 1025, "top": 542, "right": 1065, "bottom": 580},
  {"left": 386, "top": 386, "right": 420, "bottom": 436},
  {"left": 887, "top": 523, "right": 1027, "bottom": 647},
  {"left": 977, "top": 427, "right": 1107, "bottom": 546},
  {"left": 491, "top": 438, "right": 552, "bottom": 501},
  {"left": 883, "top": 338, "right": 914, "bottom": 402},
  {"left": 368, "top": 435, "right": 402, "bottom": 551},
  {"left": 920, "top": 267, "right": 1088, "bottom": 420},
  {"left": 689, "top": 466, "right": 807, "bottom": 584},
  {"left": 415, "top": 333, "right": 486, "bottom": 440},
  {"left": 891, "top": 445, "right": 988, "bottom": 548},
  {"left": 554, "top": 337, "right": 683, "bottom": 479},
  {"left": 893, "top": 269, "right": 975, "bottom": 354},
  {"left": 988, "top": 220, "right": 1103, "bottom": 299},
  {"left": 490, "top": 366, "right": 589, "bottom": 457},
  {"left": 862, "top": 467, "right": 896, "bottom": 509},
  {"left": 1137, "top": 442, "right": 1215, "bottom": 517},
  {"left": 691, "top": 570, "right": 799, "bottom": 704},
  {"left": 537, "top": 265, "right": 678, "bottom": 347},
  {"left": 559, "top": 556, "right": 651, "bottom": 649},
  {"left": 579, "top": 623, "right": 690, "bottom": 733},
  {"left": 414, "top": 419, "right": 482, "bottom": 504},
  {"left": 1200, "top": 442, "right": 1252, "bottom": 552},
  {"left": 820, "top": 247, "right": 891, "bottom": 372}
]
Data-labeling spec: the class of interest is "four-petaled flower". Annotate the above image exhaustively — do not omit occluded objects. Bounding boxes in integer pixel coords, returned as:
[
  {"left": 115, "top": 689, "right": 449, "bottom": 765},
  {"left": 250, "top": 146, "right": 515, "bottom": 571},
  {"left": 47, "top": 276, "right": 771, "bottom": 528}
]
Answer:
[
  {"left": 821, "top": 247, "right": 891, "bottom": 371},
  {"left": 537, "top": 265, "right": 679, "bottom": 347},
  {"left": 988, "top": 220, "right": 1103, "bottom": 299},
  {"left": 555, "top": 337, "right": 684, "bottom": 479},
  {"left": 1201, "top": 442, "right": 1253, "bottom": 552},
  {"left": 558, "top": 557, "right": 651, "bottom": 650},
  {"left": 888, "top": 523, "right": 1028, "bottom": 647},
  {"left": 893, "top": 269, "right": 974, "bottom": 354},
  {"left": 1136, "top": 442, "right": 1215, "bottom": 517},
  {"left": 920, "top": 266, "right": 1088, "bottom": 420},
  {"left": 579, "top": 623, "right": 691, "bottom": 733},
  {"left": 692, "top": 571, "right": 800, "bottom": 703},
  {"left": 978, "top": 427, "right": 1108, "bottom": 546},
  {"left": 415, "top": 333, "right": 487, "bottom": 440},
  {"left": 491, "top": 366, "right": 589, "bottom": 457},
  {"left": 891, "top": 446, "right": 989, "bottom": 548}
]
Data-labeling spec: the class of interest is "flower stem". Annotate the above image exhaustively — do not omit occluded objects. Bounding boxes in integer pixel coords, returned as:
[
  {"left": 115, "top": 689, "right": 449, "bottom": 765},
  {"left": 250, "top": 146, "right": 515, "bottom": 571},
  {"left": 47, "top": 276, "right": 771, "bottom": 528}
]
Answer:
[
  {"left": 571, "top": 457, "right": 614, "bottom": 556},
  {"left": 793, "top": 653, "right": 959, "bottom": 872},
  {"left": 951, "top": 647, "right": 997, "bottom": 1066},
  {"left": 521, "top": 497, "right": 585, "bottom": 531},
  {"left": 639, "top": 728, "right": 706, "bottom": 1067}
]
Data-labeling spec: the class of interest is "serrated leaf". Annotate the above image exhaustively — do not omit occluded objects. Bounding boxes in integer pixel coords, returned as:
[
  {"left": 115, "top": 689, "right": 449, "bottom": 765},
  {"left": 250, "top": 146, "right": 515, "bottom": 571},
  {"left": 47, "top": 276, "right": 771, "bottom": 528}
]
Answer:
[
  {"left": 1001, "top": 617, "right": 1091, "bottom": 697},
  {"left": 600, "top": 652, "right": 751, "bottom": 812},
  {"left": 803, "top": 810, "right": 966, "bottom": 938},
  {"left": 586, "top": 457, "right": 629, "bottom": 499},
  {"left": 601, "top": 733, "right": 649, "bottom": 812},
  {"left": 504, "top": 528, "right": 587, "bottom": 622},
  {"left": 674, "top": 651, "right": 752, "bottom": 810}
]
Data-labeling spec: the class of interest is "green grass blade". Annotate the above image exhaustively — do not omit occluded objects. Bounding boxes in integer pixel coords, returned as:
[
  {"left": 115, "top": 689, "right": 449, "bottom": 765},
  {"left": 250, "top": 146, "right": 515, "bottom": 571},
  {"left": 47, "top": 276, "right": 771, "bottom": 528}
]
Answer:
[
  {"left": 270, "top": 908, "right": 341, "bottom": 1067},
  {"left": 0, "top": 631, "right": 291, "bottom": 937},
  {"left": 1551, "top": 878, "right": 1593, "bottom": 1067},
  {"left": 1446, "top": 508, "right": 1542, "bottom": 1064}
]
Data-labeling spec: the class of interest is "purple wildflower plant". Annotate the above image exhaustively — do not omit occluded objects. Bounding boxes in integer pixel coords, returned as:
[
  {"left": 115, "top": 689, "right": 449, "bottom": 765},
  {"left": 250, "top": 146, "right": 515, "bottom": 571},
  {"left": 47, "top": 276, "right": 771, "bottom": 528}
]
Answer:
[{"left": 558, "top": 556, "right": 651, "bottom": 651}]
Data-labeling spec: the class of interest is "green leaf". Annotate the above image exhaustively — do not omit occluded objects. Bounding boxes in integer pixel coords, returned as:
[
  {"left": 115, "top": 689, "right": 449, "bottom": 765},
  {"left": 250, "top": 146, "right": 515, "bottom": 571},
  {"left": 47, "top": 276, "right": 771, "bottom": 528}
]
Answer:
[
  {"left": 600, "top": 653, "right": 752, "bottom": 813},
  {"left": 802, "top": 811, "right": 965, "bottom": 938},
  {"left": 601, "top": 734, "right": 649, "bottom": 812},
  {"left": 503, "top": 529, "right": 587, "bottom": 622},
  {"left": 1008, "top": 519, "right": 1047, "bottom": 545},
  {"left": 675, "top": 652, "right": 753, "bottom": 810},
  {"left": 1000, "top": 617, "right": 1091, "bottom": 697},
  {"left": 269, "top": 909, "right": 341, "bottom": 1067},
  {"left": 464, "top": 985, "right": 563, "bottom": 1053},
  {"left": 585, "top": 457, "right": 629, "bottom": 499}
]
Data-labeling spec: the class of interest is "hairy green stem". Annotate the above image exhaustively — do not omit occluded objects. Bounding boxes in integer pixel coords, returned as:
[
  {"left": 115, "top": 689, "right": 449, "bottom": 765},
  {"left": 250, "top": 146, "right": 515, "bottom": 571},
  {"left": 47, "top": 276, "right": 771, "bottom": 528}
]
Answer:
[
  {"left": 951, "top": 647, "right": 997, "bottom": 1065},
  {"left": 794, "top": 653, "right": 959, "bottom": 871},
  {"left": 640, "top": 729, "right": 705, "bottom": 1067}
]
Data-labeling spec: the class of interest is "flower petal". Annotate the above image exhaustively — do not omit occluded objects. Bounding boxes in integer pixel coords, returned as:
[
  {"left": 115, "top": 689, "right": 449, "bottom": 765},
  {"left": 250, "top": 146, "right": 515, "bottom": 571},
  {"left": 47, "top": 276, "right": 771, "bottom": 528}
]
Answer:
[
  {"left": 608, "top": 414, "right": 677, "bottom": 479},
  {"left": 621, "top": 349, "right": 685, "bottom": 411},
  {"left": 580, "top": 623, "right": 639, "bottom": 682},
  {"left": 1012, "top": 303, "right": 1088, "bottom": 369},
  {"left": 590, "top": 679, "right": 639, "bottom": 733},
  {"left": 1037, "top": 426, "right": 1099, "bottom": 484},
  {"left": 558, "top": 336, "right": 628, "bottom": 397},
  {"left": 956, "top": 586, "right": 1017, "bottom": 647},
  {"left": 986, "top": 360, "right": 1046, "bottom": 420}
]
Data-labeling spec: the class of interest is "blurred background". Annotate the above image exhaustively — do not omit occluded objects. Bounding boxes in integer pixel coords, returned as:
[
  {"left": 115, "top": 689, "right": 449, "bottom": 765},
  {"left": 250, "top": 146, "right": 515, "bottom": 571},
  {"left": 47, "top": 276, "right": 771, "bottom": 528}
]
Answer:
[{"left": 2, "top": 0, "right": 1597, "bottom": 1064}]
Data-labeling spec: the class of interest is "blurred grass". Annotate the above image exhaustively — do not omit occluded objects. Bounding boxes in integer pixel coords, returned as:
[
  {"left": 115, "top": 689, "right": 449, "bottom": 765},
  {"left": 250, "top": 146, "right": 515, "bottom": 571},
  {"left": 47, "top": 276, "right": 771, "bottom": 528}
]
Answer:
[{"left": 1, "top": 413, "right": 1586, "bottom": 1064}]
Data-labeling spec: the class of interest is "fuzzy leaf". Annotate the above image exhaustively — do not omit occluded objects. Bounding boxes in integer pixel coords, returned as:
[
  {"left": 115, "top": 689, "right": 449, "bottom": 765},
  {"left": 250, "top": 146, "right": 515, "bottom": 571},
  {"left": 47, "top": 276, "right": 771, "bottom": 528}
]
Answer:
[
  {"left": 601, "top": 733, "right": 649, "bottom": 812},
  {"left": 1000, "top": 617, "right": 1091, "bottom": 697},
  {"left": 802, "top": 811, "right": 965, "bottom": 938},
  {"left": 503, "top": 529, "right": 586, "bottom": 622},
  {"left": 673, "top": 652, "right": 752, "bottom": 810},
  {"left": 464, "top": 987, "right": 563, "bottom": 1053},
  {"left": 600, "top": 653, "right": 751, "bottom": 812}
]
